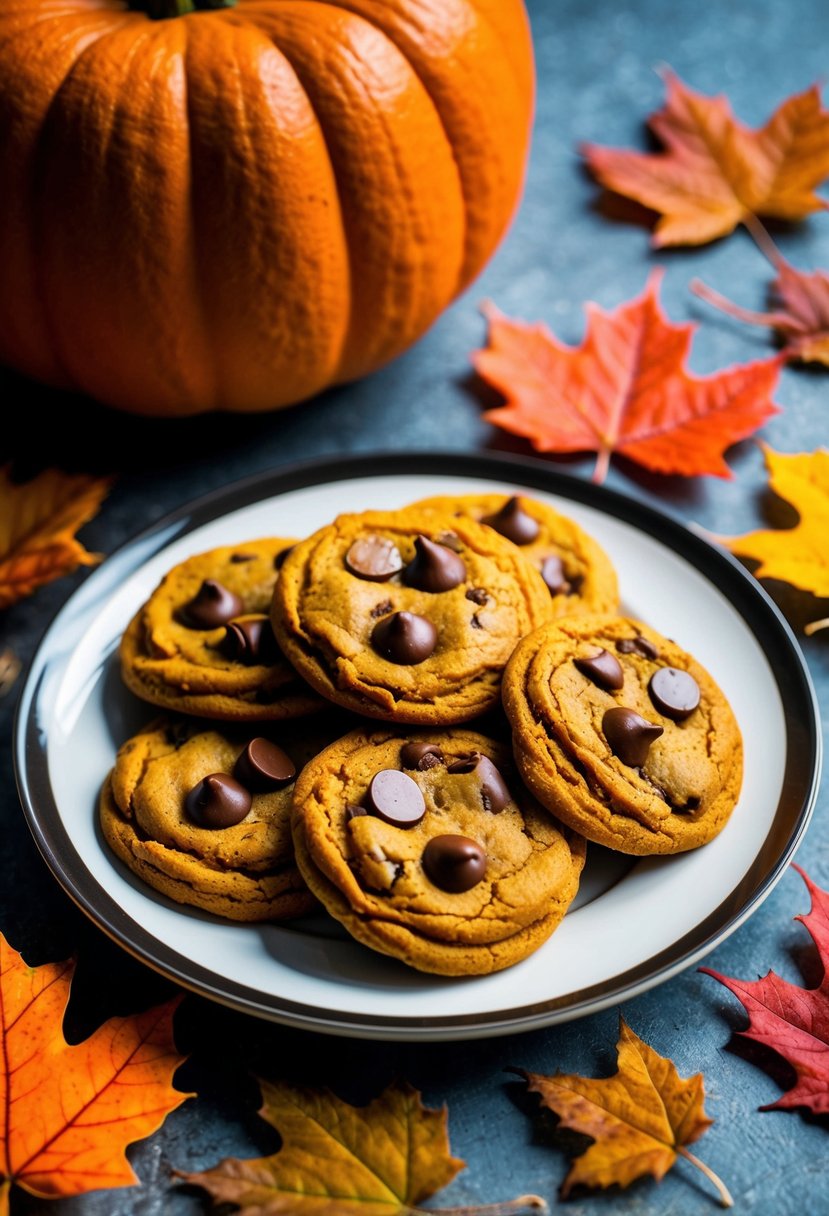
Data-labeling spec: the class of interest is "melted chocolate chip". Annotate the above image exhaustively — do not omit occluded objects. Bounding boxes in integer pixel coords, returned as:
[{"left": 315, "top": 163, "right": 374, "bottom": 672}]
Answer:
[
  {"left": 447, "top": 753, "right": 511, "bottom": 812},
  {"left": 365, "top": 769, "right": 426, "bottom": 827},
  {"left": 400, "top": 742, "right": 444, "bottom": 770},
  {"left": 466, "top": 587, "right": 489, "bottom": 605},
  {"left": 540, "top": 554, "right": 572, "bottom": 596},
  {"left": 575, "top": 648, "right": 624, "bottom": 691},
  {"left": 471, "top": 613, "right": 483, "bottom": 629},
  {"left": 403, "top": 535, "right": 466, "bottom": 592},
  {"left": 649, "top": 667, "right": 701, "bottom": 721},
  {"left": 230, "top": 553, "right": 255, "bottom": 563},
  {"left": 422, "top": 835, "right": 487, "bottom": 893},
  {"left": 233, "top": 738, "right": 296, "bottom": 792},
  {"left": 345, "top": 535, "right": 403, "bottom": 582},
  {"left": 181, "top": 580, "right": 244, "bottom": 630},
  {"left": 481, "top": 496, "right": 540, "bottom": 545},
  {"left": 617, "top": 635, "right": 660, "bottom": 660},
  {"left": 184, "top": 773, "right": 251, "bottom": 828},
  {"left": 222, "top": 617, "right": 279, "bottom": 665},
  {"left": 371, "top": 599, "right": 394, "bottom": 619},
  {"left": 602, "top": 707, "right": 663, "bottom": 767},
  {"left": 346, "top": 804, "right": 368, "bottom": 821},
  {"left": 434, "top": 530, "right": 464, "bottom": 552},
  {"left": 371, "top": 611, "right": 437, "bottom": 664},
  {"left": 274, "top": 546, "right": 294, "bottom": 570}
]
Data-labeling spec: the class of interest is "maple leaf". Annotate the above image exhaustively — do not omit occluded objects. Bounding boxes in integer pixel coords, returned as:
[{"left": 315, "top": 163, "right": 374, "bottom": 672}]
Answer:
[
  {"left": 179, "top": 1078, "right": 545, "bottom": 1215},
  {"left": 702, "top": 865, "right": 829, "bottom": 1115},
  {"left": 0, "top": 466, "right": 112, "bottom": 610},
  {"left": 720, "top": 445, "right": 829, "bottom": 634},
  {"left": 518, "top": 1018, "right": 732, "bottom": 1207},
  {"left": 693, "top": 259, "right": 829, "bottom": 366},
  {"left": 582, "top": 71, "right": 829, "bottom": 246},
  {"left": 473, "top": 272, "right": 782, "bottom": 483},
  {"left": 0, "top": 933, "right": 189, "bottom": 1214}
]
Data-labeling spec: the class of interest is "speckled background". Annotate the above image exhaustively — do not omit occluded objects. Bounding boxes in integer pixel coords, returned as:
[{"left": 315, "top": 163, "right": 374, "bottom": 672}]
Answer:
[{"left": 2, "top": 0, "right": 829, "bottom": 1211}]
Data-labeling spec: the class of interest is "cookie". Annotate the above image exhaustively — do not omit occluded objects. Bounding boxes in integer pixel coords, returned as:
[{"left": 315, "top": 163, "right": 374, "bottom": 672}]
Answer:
[
  {"left": 120, "top": 539, "right": 324, "bottom": 720},
  {"left": 291, "top": 728, "right": 585, "bottom": 975},
  {"left": 412, "top": 493, "right": 618, "bottom": 616},
  {"left": 270, "top": 508, "right": 552, "bottom": 724},
  {"left": 503, "top": 615, "right": 743, "bottom": 855},
  {"left": 99, "top": 717, "right": 341, "bottom": 921}
]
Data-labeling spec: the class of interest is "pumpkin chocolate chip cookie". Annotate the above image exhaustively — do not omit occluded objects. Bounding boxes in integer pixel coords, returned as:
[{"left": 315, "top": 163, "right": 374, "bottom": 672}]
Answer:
[
  {"left": 120, "top": 539, "right": 324, "bottom": 720},
  {"left": 291, "top": 728, "right": 586, "bottom": 975},
  {"left": 503, "top": 615, "right": 743, "bottom": 855},
  {"left": 100, "top": 717, "right": 334, "bottom": 921},
  {"left": 412, "top": 493, "right": 618, "bottom": 616},
  {"left": 270, "top": 508, "right": 552, "bottom": 724}
]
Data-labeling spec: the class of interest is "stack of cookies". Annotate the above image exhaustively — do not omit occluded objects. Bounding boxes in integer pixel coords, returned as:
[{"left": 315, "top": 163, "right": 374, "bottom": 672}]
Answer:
[{"left": 103, "top": 493, "right": 742, "bottom": 976}]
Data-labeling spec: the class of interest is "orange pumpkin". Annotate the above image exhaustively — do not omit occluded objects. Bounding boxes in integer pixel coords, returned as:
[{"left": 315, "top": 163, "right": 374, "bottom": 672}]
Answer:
[{"left": 0, "top": 0, "right": 533, "bottom": 415}]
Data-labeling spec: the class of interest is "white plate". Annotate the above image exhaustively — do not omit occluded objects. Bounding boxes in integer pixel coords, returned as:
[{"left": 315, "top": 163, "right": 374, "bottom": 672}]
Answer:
[{"left": 15, "top": 453, "right": 821, "bottom": 1040}]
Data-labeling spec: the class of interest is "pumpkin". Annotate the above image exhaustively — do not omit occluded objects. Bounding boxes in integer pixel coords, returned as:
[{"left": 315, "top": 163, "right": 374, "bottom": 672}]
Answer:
[{"left": 0, "top": 0, "right": 533, "bottom": 416}]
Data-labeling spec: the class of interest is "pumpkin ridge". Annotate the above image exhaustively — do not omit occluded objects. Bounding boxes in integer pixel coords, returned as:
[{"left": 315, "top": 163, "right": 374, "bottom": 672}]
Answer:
[{"left": 29, "top": 15, "right": 148, "bottom": 393}]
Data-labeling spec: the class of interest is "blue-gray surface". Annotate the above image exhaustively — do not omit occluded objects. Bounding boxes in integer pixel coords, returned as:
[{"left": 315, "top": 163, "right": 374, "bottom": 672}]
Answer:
[{"left": 3, "top": 0, "right": 829, "bottom": 1212}]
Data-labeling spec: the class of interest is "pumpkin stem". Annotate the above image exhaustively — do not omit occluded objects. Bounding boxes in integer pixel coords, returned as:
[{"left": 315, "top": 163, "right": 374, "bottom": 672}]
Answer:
[{"left": 136, "top": 0, "right": 236, "bottom": 18}]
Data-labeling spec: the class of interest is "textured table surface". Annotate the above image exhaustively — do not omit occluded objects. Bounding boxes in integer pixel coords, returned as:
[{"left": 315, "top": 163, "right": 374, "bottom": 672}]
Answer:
[{"left": 3, "top": 0, "right": 829, "bottom": 1211}]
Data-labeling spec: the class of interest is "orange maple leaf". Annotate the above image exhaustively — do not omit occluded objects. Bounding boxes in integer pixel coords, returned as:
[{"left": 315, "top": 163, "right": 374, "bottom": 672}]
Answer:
[
  {"left": 0, "top": 467, "right": 111, "bottom": 610},
  {"left": 473, "top": 272, "right": 782, "bottom": 483},
  {"left": 518, "top": 1019, "right": 731, "bottom": 1207},
  {"left": 583, "top": 71, "right": 829, "bottom": 246},
  {"left": 0, "top": 933, "right": 189, "bottom": 1213},
  {"left": 693, "top": 259, "right": 829, "bottom": 366}
]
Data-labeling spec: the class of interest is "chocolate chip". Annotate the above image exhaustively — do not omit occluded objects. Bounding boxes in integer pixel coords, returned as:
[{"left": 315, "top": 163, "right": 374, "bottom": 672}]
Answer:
[
  {"left": 365, "top": 769, "right": 426, "bottom": 827},
  {"left": 466, "top": 587, "right": 489, "bottom": 605},
  {"left": 617, "top": 635, "right": 660, "bottom": 660},
  {"left": 602, "top": 707, "right": 664, "bottom": 767},
  {"left": 184, "top": 773, "right": 251, "bottom": 828},
  {"left": 447, "top": 753, "right": 511, "bottom": 812},
  {"left": 540, "top": 554, "right": 572, "bottom": 596},
  {"left": 471, "top": 613, "right": 483, "bottom": 629},
  {"left": 649, "top": 667, "right": 700, "bottom": 721},
  {"left": 481, "top": 496, "right": 540, "bottom": 545},
  {"left": 402, "top": 535, "right": 466, "bottom": 592},
  {"left": 180, "top": 580, "right": 245, "bottom": 630},
  {"left": 371, "top": 611, "right": 437, "bottom": 664},
  {"left": 422, "top": 835, "right": 486, "bottom": 893},
  {"left": 370, "top": 599, "right": 394, "bottom": 619},
  {"left": 434, "top": 530, "right": 464, "bottom": 552},
  {"left": 345, "top": 535, "right": 403, "bottom": 582},
  {"left": 229, "top": 553, "right": 255, "bottom": 563},
  {"left": 274, "top": 546, "right": 294, "bottom": 570},
  {"left": 221, "top": 617, "right": 279, "bottom": 665},
  {"left": 346, "top": 804, "right": 368, "bottom": 821},
  {"left": 233, "top": 738, "right": 296, "bottom": 793},
  {"left": 575, "top": 648, "right": 624, "bottom": 691},
  {"left": 400, "top": 742, "right": 444, "bottom": 770}
]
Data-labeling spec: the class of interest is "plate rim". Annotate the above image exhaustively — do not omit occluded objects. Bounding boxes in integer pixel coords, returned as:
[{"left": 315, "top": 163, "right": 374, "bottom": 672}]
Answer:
[{"left": 13, "top": 450, "right": 823, "bottom": 1040}]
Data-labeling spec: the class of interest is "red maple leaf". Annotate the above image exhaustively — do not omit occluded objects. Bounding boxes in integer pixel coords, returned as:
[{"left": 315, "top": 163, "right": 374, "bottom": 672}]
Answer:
[
  {"left": 693, "top": 259, "right": 829, "bottom": 367},
  {"left": 701, "top": 865, "right": 829, "bottom": 1115},
  {"left": 582, "top": 71, "right": 829, "bottom": 247},
  {"left": 473, "top": 271, "right": 782, "bottom": 484}
]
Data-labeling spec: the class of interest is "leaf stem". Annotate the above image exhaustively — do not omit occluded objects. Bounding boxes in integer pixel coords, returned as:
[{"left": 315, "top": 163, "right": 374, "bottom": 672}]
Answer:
[
  {"left": 690, "top": 279, "right": 792, "bottom": 331},
  {"left": 742, "top": 212, "right": 783, "bottom": 270},
  {"left": 0, "top": 1179, "right": 10, "bottom": 1216},
  {"left": 677, "top": 1146, "right": 733, "bottom": 1208},
  {"left": 804, "top": 617, "right": 829, "bottom": 636},
  {"left": 592, "top": 445, "right": 612, "bottom": 485},
  {"left": 408, "top": 1197, "right": 548, "bottom": 1215}
]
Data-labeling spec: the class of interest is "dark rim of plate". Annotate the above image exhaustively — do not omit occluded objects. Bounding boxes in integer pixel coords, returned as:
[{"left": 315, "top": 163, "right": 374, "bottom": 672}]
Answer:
[{"left": 13, "top": 451, "right": 822, "bottom": 1039}]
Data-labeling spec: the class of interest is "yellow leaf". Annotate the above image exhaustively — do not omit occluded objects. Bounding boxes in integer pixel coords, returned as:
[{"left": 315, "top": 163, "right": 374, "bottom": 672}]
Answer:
[
  {"left": 0, "top": 467, "right": 112, "bottom": 609},
  {"left": 0, "top": 933, "right": 189, "bottom": 1212},
  {"left": 520, "top": 1019, "right": 731, "bottom": 1206},
  {"left": 723, "top": 445, "right": 829, "bottom": 597}
]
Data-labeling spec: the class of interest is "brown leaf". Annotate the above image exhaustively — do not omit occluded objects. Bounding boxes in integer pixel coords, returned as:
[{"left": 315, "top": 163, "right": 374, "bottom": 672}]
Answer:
[
  {"left": 473, "top": 272, "right": 781, "bottom": 483},
  {"left": 0, "top": 466, "right": 112, "bottom": 609},
  {"left": 583, "top": 71, "right": 829, "bottom": 246},
  {"left": 693, "top": 258, "right": 829, "bottom": 366},
  {"left": 0, "top": 932, "right": 189, "bottom": 1212},
  {"left": 178, "top": 1078, "right": 545, "bottom": 1215},
  {"left": 518, "top": 1018, "right": 731, "bottom": 1206}
]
